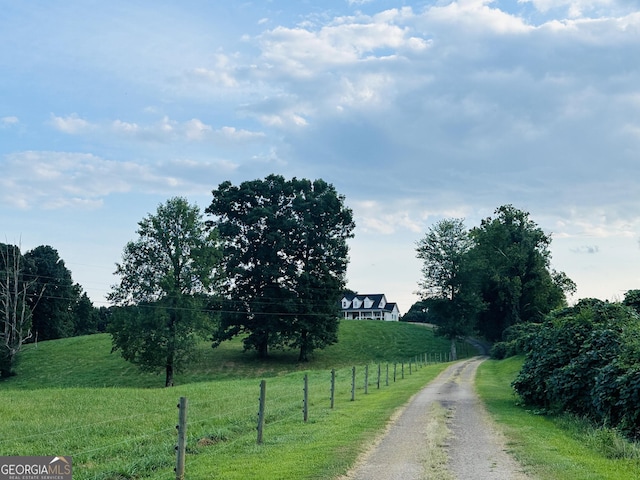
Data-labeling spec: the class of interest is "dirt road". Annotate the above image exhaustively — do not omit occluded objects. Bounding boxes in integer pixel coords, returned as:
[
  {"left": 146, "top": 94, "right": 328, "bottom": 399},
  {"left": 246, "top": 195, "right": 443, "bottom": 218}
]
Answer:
[{"left": 340, "top": 357, "right": 530, "bottom": 480}]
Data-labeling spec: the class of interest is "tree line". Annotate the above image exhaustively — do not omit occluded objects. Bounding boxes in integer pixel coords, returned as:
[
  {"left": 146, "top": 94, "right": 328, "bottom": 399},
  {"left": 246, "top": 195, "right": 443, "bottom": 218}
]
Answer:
[
  {"left": 0, "top": 243, "right": 110, "bottom": 377},
  {"left": 7, "top": 181, "right": 629, "bottom": 395},
  {"left": 408, "top": 205, "right": 577, "bottom": 359}
]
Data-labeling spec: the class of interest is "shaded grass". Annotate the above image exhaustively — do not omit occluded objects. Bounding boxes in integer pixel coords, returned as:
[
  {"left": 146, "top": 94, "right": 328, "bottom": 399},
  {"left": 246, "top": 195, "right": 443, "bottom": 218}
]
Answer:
[{"left": 476, "top": 357, "right": 640, "bottom": 480}]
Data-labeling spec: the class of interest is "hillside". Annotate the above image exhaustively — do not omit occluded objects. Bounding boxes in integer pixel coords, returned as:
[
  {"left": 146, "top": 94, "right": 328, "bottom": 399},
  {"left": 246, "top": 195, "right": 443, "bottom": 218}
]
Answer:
[{"left": 6, "top": 319, "right": 470, "bottom": 389}]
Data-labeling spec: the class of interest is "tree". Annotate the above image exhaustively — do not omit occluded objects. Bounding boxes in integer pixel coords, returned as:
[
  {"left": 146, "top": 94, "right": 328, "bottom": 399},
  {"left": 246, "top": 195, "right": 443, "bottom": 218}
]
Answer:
[
  {"left": 206, "top": 175, "right": 354, "bottom": 360},
  {"left": 0, "top": 243, "right": 41, "bottom": 377},
  {"left": 401, "top": 300, "right": 432, "bottom": 323},
  {"left": 623, "top": 289, "right": 640, "bottom": 315},
  {"left": 286, "top": 179, "right": 355, "bottom": 361},
  {"left": 72, "top": 291, "right": 99, "bottom": 336},
  {"left": 108, "top": 197, "right": 221, "bottom": 387},
  {"left": 416, "top": 218, "right": 483, "bottom": 360},
  {"left": 469, "top": 205, "right": 574, "bottom": 341},
  {"left": 24, "top": 245, "right": 78, "bottom": 341}
]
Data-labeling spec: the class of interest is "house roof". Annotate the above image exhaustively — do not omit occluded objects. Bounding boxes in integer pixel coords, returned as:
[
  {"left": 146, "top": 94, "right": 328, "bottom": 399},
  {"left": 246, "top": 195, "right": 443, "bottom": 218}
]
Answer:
[{"left": 340, "top": 293, "right": 398, "bottom": 312}]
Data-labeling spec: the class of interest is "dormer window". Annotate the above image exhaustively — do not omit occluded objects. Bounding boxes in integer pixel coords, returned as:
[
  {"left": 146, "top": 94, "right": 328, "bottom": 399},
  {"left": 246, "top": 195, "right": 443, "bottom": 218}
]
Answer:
[
  {"left": 342, "top": 298, "right": 351, "bottom": 309},
  {"left": 364, "top": 297, "right": 374, "bottom": 309},
  {"left": 352, "top": 298, "right": 362, "bottom": 309}
]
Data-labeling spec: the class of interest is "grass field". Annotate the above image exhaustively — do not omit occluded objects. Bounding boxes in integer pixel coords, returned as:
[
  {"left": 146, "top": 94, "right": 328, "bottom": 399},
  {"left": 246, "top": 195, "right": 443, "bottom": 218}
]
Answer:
[
  {"left": 5, "top": 321, "right": 638, "bottom": 479},
  {"left": 477, "top": 357, "right": 640, "bottom": 480},
  {"left": 0, "top": 320, "right": 465, "bottom": 479}
]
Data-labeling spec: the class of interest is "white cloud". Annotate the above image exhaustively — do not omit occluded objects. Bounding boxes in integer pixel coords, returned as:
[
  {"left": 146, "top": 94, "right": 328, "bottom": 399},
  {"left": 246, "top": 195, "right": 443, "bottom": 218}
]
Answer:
[
  {"left": 184, "top": 119, "right": 213, "bottom": 140},
  {"left": 1, "top": 116, "right": 19, "bottom": 127},
  {"left": 50, "top": 114, "right": 267, "bottom": 145},
  {"left": 520, "top": 0, "right": 630, "bottom": 18},
  {"left": 49, "top": 113, "right": 94, "bottom": 134},
  {"left": 424, "top": 0, "right": 531, "bottom": 34},
  {"left": 258, "top": 8, "right": 429, "bottom": 78},
  {"left": 0, "top": 151, "right": 242, "bottom": 210},
  {"left": 352, "top": 199, "right": 427, "bottom": 235},
  {"left": 571, "top": 245, "right": 600, "bottom": 254}
]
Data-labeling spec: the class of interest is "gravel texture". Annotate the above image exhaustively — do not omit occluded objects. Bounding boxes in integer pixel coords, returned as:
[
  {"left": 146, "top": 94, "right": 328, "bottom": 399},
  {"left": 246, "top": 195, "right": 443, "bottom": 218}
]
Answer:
[{"left": 341, "top": 357, "right": 531, "bottom": 480}]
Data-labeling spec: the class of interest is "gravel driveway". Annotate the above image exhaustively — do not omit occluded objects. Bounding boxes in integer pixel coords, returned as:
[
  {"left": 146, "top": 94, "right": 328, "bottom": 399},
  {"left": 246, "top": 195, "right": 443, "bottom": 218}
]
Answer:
[{"left": 340, "top": 357, "right": 531, "bottom": 480}]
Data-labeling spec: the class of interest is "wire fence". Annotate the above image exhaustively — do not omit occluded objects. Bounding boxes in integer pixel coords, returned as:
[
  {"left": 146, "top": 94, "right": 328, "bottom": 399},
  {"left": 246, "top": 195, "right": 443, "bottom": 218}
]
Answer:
[{"left": 2, "top": 349, "right": 465, "bottom": 479}]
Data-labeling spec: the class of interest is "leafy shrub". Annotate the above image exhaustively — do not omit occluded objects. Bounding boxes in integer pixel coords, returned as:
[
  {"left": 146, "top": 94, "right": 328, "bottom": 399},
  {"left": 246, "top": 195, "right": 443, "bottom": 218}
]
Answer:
[
  {"left": 512, "top": 298, "right": 640, "bottom": 439},
  {"left": 490, "top": 322, "right": 542, "bottom": 359}
]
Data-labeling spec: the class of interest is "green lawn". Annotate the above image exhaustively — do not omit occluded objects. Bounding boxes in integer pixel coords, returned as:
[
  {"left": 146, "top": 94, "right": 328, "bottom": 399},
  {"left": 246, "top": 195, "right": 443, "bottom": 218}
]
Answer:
[{"left": 477, "top": 357, "right": 640, "bottom": 480}]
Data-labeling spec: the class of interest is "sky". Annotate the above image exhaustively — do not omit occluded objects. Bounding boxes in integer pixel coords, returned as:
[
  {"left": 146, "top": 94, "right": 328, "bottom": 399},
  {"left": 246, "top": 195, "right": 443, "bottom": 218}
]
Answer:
[{"left": 2, "top": 0, "right": 640, "bottom": 314}]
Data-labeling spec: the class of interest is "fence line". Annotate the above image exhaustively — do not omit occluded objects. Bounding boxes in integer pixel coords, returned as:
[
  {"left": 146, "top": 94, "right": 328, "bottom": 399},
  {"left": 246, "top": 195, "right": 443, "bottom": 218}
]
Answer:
[
  {"left": 172, "top": 349, "right": 456, "bottom": 478},
  {"left": 3, "top": 346, "right": 461, "bottom": 479}
]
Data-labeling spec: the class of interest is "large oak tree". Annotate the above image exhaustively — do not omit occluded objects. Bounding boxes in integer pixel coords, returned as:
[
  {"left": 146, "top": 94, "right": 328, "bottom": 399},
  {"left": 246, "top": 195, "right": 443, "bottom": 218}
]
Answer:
[{"left": 207, "top": 175, "right": 354, "bottom": 361}]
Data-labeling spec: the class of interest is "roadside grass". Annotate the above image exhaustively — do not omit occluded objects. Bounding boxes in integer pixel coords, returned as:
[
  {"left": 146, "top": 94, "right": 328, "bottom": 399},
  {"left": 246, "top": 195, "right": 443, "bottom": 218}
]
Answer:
[
  {"left": 476, "top": 357, "right": 640, "bottom": 480},
  {"left": 1, "top": 320, "right": 466, "bottom": 479}
]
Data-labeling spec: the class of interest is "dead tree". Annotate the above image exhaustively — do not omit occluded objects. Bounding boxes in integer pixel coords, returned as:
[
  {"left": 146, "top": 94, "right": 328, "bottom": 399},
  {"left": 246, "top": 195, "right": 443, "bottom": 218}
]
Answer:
[{"left": 0, "top": 243, "right": 42, "bottom": 377}]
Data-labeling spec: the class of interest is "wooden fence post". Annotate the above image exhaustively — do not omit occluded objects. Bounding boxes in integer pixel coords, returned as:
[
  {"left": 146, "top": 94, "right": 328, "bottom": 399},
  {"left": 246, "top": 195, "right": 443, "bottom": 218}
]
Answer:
[
  {"left": 257, "top": 380, "right": 266, "bottom": 444},
  {"left": 330, "top": 369, "right": 335, "bottom": 409},
  {"left": 175, "top": 397, "right": 188, "bottom": 480},
  {"left": 364, "top": 365, "right": 369, "bottom": 394},
  {"left": 377, "top": 363, "right": 381, "bottom": 389},
  {"left": 409, "top": 359, "right": 412, "bottom": 375},
  {"left": 385, "top": 363, "right": 389, "bottom": 386},
  {"left": 303, "top": 374, "right": 309, "bottom": 422},
  {"left": 351, "top": 366, "right": 356, "bottom": 401},
  {"left": 393, "top": 363, "right": 397, "bottom": 383},
  {"left": 401, "top": 362, "right": 405, "bottom": 379}
]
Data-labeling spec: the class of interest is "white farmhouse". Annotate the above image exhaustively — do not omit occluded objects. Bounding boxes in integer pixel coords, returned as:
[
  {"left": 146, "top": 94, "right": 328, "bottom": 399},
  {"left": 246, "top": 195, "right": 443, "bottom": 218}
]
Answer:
[{"left": 339, "top": 293, "right": 400, "bottom": 321}]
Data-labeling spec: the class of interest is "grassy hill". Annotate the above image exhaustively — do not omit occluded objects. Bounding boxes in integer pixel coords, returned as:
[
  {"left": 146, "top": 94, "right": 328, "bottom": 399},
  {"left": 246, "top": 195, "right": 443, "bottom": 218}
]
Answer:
[{"left": 6, "top": 319, "right": 469, "bottom": 389}]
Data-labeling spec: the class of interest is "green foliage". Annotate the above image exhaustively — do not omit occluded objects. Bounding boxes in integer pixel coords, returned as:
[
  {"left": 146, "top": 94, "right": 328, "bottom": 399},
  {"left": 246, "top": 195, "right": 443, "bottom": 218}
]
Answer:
[
  {"left": 401, "top": 300, "right": 432, "bottom": 323},
  {"left": 512, "top": 299, "right": 640, "bottom": 439},
  {"left": 72, "top": 292, "right": 100, "bottom": 336},
  {"left": 207, "top": 175, "right": 355, "bottom": 361},
  {"left": 623, "top": 289, "right": 640, "bottom": 314},
  {"left": 490, "top": 322, "right": 542, "bottom": 359},
  {"left": 415, "top": 218, "right": 484, "bottom": 359},
  {"left": 24, "top": 245, "right": 77, "bottom": 340},
  {"left": 109, "top": 197, "right": 221, "bottom": 386},
  {"left": 470, "top": 205, "right": 573, "bottom": 341},
  {"left": 416, "top": 206, "right": 573, "bottom": 344}
]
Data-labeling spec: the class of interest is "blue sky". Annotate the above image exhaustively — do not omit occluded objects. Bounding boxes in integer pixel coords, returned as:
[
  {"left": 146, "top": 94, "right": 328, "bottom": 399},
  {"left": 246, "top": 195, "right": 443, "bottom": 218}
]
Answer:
[{"left": 2, "top": 0, "right": 640, "bottom": 314}]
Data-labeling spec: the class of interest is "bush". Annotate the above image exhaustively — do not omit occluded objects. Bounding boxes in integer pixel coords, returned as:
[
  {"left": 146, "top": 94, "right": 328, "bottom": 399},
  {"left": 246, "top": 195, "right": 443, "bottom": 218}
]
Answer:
[
  {"left": 490, "top": 323, "right": 542, "bottom": 359},
  {"left": 512, "top": 298, "right": 640, "bottom": 439}
]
